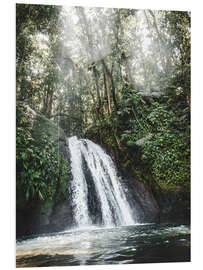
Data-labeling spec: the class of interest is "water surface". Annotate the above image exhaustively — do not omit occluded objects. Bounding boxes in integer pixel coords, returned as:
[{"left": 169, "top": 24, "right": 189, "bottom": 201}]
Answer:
[{"left": 16, "top": 223, "right": 190, "bottom": 267}]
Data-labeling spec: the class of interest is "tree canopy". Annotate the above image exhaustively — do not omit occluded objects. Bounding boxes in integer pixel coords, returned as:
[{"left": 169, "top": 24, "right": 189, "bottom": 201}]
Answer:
[{"left": 16, "top": 4, "right": 190, "bottom": 203}]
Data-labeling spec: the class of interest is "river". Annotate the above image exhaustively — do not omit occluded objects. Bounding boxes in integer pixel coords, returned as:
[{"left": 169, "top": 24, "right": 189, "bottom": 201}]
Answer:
[{"left": 16, "top": 223, "right": 190, "bottom": 267}]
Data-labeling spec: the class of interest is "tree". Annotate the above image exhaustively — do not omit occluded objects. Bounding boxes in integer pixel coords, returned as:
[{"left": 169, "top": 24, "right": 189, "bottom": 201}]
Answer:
[
  {"left": 16, "top": 3, "right": 62, "bottom": 115},
  {"left": 16, "top": 5, "right": 191, "bottom": 200}
]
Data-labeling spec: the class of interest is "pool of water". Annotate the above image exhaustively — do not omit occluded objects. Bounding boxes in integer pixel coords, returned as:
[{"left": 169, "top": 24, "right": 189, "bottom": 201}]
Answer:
[{"left": 16, "top": 223, "right": 190, "bottom": 267}]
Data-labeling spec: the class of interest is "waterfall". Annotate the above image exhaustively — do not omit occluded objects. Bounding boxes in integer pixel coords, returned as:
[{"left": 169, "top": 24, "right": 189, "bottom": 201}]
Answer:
[{"left": 68, "top": 136, "right": 137, "bottom": 228}]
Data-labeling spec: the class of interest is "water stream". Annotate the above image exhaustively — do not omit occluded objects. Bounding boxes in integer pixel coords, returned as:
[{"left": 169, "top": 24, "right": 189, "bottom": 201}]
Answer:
[{"left": 68, "top": 136, "right": 136, "bottom": 227}]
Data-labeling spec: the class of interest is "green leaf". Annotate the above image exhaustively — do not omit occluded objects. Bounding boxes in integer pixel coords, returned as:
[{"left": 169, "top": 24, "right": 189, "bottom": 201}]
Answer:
[
  {"left": 21, "top": 152, "right": 26, "bottom": 159},
  {"left": 32, "top": 171, "right": 41, "bottom": 178},
  {"left": 23, "top": 162, "right": 28, "bottom": 169},
  {"left": 126, "top": 140, "right": 136, "bottom": 146},
  {"left": 26, "top": 190, "right": 29, "bottom": 200},
  {"left": 38, "top": 190, "right": 44, "bottom": 200},
  {"left": 123, "top": 160, "right": 130, "bottom": 167}
]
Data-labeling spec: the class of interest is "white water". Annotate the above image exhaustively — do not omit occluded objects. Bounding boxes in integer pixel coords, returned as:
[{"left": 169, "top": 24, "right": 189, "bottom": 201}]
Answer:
[
  {"left": 16, "top": 224, "right": 190, "bottom": 266},
  {"left": 68, "top": 136, "right": 137, "bottom": 228}
]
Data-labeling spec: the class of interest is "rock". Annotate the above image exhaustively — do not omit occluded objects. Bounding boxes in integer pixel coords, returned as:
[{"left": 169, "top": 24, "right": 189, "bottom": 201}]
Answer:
[
  {"left": 156, "top": 189, "right": 190, "bottom": 223},
  {"left": 122, "top": 177, "right": 160, "bottom": 223},
  {"left": 39, "top": 214, "right": 50, "bottom": 226},
  {"left": 49, "top": 199, "right": 73, "bottom": 231}
]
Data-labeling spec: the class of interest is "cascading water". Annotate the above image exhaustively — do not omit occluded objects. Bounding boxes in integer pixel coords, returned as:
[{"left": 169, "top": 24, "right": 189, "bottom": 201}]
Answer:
[{"left": 68, "top": 136, "right": 137, "bottom": 228}]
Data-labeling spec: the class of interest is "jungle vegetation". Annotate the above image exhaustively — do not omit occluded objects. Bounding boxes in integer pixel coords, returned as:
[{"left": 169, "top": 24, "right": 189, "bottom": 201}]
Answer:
[{"left": 16, "top": 4, "right": 190, "bottom": 211}]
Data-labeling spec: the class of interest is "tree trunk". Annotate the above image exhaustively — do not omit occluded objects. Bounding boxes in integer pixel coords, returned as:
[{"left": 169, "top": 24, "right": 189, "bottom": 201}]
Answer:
[
  {"left": 92, "top": 64, "right": 102, "bottom": 112},
  {"left": 103, "top": 66, "right": 112, "bottom": 115},
  {"left": 101, "top": 59, "right": 118, "bottom": 112}
]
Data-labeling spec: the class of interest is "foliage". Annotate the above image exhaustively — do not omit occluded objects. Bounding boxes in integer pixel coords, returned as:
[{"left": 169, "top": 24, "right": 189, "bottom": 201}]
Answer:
[
  {"left": 141, "top": 104, "right": 190, "bottom": 187},
  {"left": 89, "top": 83, "right": 190, "bottom": 190},
  {"left": 16, "top": 5, "right": 191, "bottom": 211},
  {"left": 16, "top": 103, "right": 69, "bottom": 203},
  {"left": 85, "top": 10, "right": 190, "bottom": 193},
  {"left": 16, "top": 3, "right": 62, "bottom": 117}
]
